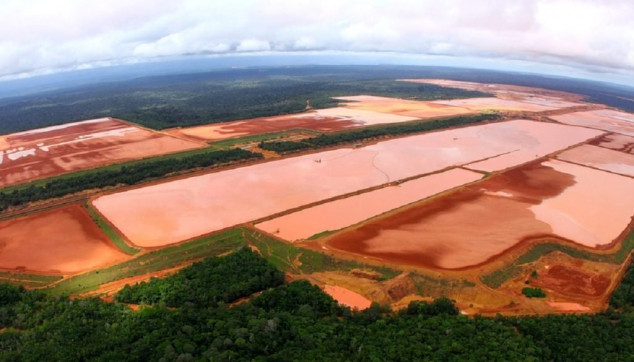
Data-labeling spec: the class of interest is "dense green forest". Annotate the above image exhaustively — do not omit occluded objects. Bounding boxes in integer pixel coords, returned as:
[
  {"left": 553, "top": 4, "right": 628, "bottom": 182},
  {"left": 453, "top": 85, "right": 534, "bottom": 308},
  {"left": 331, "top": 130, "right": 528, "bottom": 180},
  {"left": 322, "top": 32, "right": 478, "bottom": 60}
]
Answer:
[
  {"left": 116, "top": 249, "right": 284, "bottom": 307},
  {"left": 260, "top": 112, "right": 501, "bottom": 153},
  {"left": 0, "top": 148, "right": 261, "bottom": 212},
  {"left": 0, "top": 250, "right": 633, "bottom": 360},
  {"left": 0, "top": 68, "right": 490, "bottom": 134}
]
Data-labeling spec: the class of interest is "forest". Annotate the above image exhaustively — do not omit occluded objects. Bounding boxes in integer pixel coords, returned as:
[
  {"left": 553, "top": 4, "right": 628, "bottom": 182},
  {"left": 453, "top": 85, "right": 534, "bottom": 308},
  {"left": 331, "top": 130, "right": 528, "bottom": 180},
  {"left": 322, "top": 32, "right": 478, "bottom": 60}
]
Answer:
[
  {"left": 0, "top": 249, "right": 632, "bottom": 361},
  {"left": 115, "top": 249, "right": 285, "bottom": 307},
  {"left": 0, "top": 148, "right": 261, "bottom": 212},
  {"left": 2, "top": 65, "right": 632, "bottom": 136},
  {"left": 0, "top": 67, "right": 490, "bottom": 134}
]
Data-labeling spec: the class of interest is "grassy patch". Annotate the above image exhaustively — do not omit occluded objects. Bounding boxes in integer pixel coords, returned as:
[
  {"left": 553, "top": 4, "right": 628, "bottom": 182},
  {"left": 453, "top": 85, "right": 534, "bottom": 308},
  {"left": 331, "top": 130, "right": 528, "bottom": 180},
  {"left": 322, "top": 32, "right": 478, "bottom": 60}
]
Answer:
[
  {"left": 480, "top": 266, "right": 524, "bottom": 289},
  {"left": 410, "top": 272, "right": 477, "bottom": 298},
  {"left": 46, "top": 229, "right": 246, "bottom": 295},
  {"left": 306, "top": 230, "right": 337, "bottom": 240},
  {"left": 0, "top": 271, "right": 62, "bottom": 288},
  {"left": 481, "top": 231, "right": 634, "bottom": 289},
  {"left": 209, "top": 129, "right": 320, "bottom": 150},
  {"left": 84, "top": 203, "right": 140, "bottom": 255},
  {"left": 242, "top": 227, "right": 400, "bottom": 280},
  {"left": 522, "top": 287, "right": 546, "bottom": 298}
]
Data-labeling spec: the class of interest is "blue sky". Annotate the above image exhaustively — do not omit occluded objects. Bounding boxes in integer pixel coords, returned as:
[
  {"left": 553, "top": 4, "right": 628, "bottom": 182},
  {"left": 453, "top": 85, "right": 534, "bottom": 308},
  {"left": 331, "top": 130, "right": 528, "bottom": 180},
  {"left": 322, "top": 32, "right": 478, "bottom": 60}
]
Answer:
[{"left": 1, "top": 0, "right": 633, "bottom": 85}]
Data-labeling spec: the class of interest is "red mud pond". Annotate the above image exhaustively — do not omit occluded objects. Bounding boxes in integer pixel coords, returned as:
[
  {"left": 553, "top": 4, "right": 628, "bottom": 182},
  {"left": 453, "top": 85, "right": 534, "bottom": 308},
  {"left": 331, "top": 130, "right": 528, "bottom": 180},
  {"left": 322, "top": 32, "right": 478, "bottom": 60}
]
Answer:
[
  {"left": 0, "top": 204, "right": 130, "bottom": 274},
  {"left": 551, "top": 109, "right": 634, "bottom": 137},
  {"left": 557, "top": 144, "right": 634, "bottom": 177},
  {"left": 94, "top": 120, "right": 601, "bottom": 248},
  {"left": 590, "top": 133, "right": 634, "bottom": 155},
  {"left": 0, "top": 117, "right": 203, "bottom": 187},
  {"left": 401, "top": 79, "right": 585, "bottom": 106},
  {"left": 333, "top": 95, "right": 473, "bottom": 119},
  {"left": 323, "top": 159, "right": 634, "bottom": 270},
  {"left": 166, "top": 107, "right": 419, "bottom": 142},
  {"left": 256, "top": 168, "right": 482, "bottom": 241}
]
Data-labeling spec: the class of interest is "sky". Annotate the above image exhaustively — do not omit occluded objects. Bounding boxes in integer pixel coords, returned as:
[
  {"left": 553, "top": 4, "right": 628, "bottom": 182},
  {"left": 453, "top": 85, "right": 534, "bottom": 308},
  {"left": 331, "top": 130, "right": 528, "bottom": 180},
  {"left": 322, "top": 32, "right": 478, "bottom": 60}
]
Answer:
[{"left": 1, "top": 0, "right": 633, "bottom": 85}]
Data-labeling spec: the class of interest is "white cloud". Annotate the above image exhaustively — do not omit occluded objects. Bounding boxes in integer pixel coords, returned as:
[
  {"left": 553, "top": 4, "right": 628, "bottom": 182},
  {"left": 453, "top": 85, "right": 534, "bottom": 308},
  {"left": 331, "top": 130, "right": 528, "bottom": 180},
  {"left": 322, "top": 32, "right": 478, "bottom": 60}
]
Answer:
[
  {"left": 236, "top": 39, "right": 271, "bottom": 52},
  {"left": 0, "top": 0, "right": 632, "bottom": 82}
]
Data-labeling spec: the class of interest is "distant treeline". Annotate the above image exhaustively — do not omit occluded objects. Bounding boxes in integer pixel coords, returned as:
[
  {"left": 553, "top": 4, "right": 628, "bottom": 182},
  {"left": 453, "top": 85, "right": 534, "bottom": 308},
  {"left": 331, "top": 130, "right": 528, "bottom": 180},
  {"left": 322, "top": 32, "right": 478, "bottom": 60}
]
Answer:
[
  {"left": 0, "top": 148, "right": 261, "bottom": 211},
  {"left": 0, "top": 68, "right": 490, "bottom": 134},
  {"left": 2, "top": 65, "right": 633, "bottom": 135},
  {"left": 260, "top": 112, "right": 501, "bottom": 153},
  {"left": 0, "top": 250, "right": 633, "bottom": 360}
]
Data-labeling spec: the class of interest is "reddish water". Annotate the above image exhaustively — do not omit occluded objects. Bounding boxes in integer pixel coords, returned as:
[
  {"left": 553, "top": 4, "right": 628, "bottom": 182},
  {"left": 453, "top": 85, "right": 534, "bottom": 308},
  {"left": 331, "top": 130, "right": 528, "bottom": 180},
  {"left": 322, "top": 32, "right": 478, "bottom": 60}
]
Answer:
[
  {"left": 94, "top": 120, "right": 603, "bottom": 247},
  {"left": 552, "top": 109, "right": 634, "bottom": 137},
  {"left": 326, "top": 160, "right": 634, "bottom": 269},
  {"left": 0, "top": 205, "right": 130, "bottom": 274},
  {"left": 557, "top": 144, "right": 634, "bottom": 177},
  {"left": 256, "top": 168, "right": 482, "bottom": 241}
]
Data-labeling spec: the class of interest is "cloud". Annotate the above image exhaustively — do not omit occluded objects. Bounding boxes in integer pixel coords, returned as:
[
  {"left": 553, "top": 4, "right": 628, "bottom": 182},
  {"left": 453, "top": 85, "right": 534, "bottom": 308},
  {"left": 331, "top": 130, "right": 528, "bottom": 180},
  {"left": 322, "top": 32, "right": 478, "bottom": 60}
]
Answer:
[
  {"left": 0, "top": 0, "right": 632, "bottom": 82},
  {"left": 236, "top": 39, "right": 271, "bottom": 52}
]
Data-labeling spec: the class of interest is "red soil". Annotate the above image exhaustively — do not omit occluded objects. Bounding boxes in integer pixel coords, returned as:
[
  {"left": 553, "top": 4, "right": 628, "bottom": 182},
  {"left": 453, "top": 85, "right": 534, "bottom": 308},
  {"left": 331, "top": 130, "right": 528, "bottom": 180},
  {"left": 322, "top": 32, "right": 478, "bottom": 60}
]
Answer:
[
  {"left": 324, "top": 160, "right": 634, "bottom": 269},
  {"left": 590, "top": 133, "right": 634, "bottom": 155},
  {"left": 0, "top": 204, "right": 130, "bottom": 274},
  {"left": 166, "top": 107, "right": 419, "bottom": 142},
  {"left": 0, "top": 118, "right": 203, "bottom": 187},
  {"left": 547, "top": 302, "right": 591, "bottom": 312},
  {"left": 166, "top": 113, "right": 356, "bottom": 142},
  {"left": 535, "top": 265, "right": 611, "bottom": 298},
  {"left": 323, "top": 285, "right": 372, "bottom": 310}
]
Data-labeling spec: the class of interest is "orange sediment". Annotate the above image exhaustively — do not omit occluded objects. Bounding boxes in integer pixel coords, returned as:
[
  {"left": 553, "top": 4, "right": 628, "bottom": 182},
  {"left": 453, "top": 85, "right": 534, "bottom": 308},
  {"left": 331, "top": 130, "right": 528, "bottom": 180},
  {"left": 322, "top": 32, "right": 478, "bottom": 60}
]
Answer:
[
  {"left": 324, "top": 160, "right": 634, "bottom": 269},
  {"left": 256, "top": 168, "right": 483, "bottom": 241},
  {"left": 0, "top": 118, "right": 203, "bottom": 187},
  {"left": 556, "top": 144, "right": 634, "bottom": 177},
  {"left": 0, "top": 204, "right": 130, "bottom": 274},
  {"left": 323, "top": 285, "right": 372, "bottom": 310},
  {"left": 94, "top": 120, "right": 604, "bottom": 248}
]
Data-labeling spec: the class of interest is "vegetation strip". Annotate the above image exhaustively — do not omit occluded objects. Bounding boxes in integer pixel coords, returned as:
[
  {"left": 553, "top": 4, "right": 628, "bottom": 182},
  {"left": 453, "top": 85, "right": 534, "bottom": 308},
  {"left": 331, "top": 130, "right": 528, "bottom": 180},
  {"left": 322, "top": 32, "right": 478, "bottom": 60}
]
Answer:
[
  {"left": 0, "top": 251, "right": 633, "bottom": 360},
  {"left": 0, "top": 272, "right": 62, "bottom": 288},
  {"left": 242, "top": 227, "right": 401, "bottom": 280},
  {"left": 84, "top": 203, "right": 140, "bottom": 255},
  {"left": 481, "top": 230, "right": 634, "bottom": 288},
  {"left": 208, "top": 129, "right": 321, "bottom": 150},
  {"left": 46, "top": 229, "right": 247, "bottom": 295},
  {"left": 0, "top": 148, "right": 262, "bottom": 212},
  {"left": 259, "top": 112, "right": 501, "bottom": 153}
]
